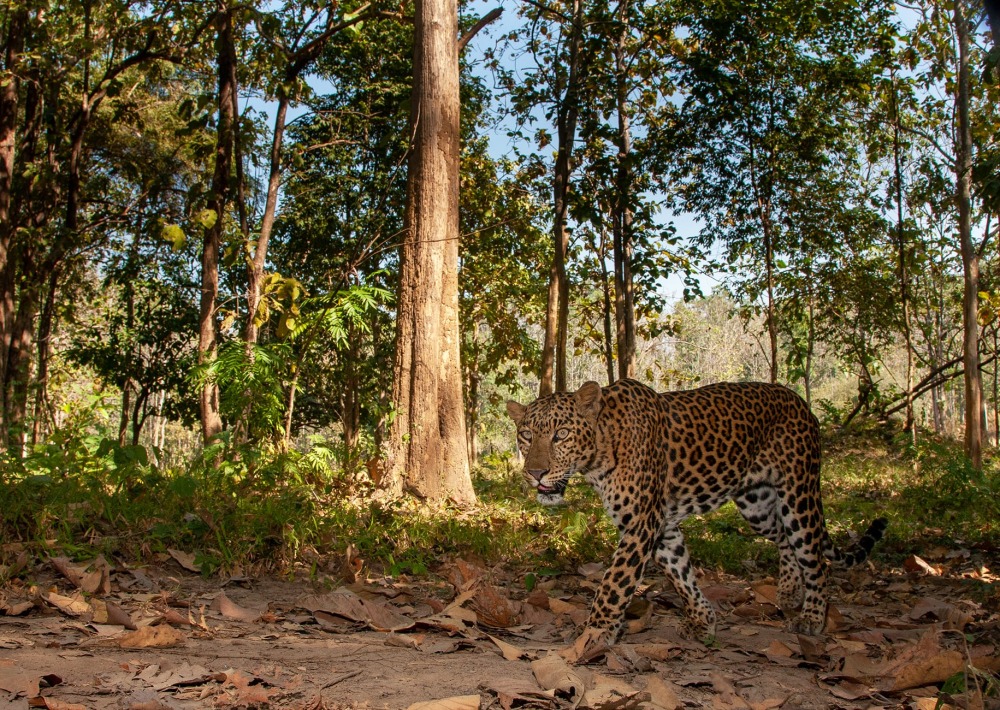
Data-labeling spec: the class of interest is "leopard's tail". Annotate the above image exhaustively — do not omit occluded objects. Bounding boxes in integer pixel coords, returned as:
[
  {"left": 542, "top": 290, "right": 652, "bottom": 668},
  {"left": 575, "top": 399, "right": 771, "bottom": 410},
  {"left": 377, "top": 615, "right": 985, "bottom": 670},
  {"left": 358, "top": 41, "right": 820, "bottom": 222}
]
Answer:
[{"left": 824, "top": 518, "right": 888, "bottom": 568}]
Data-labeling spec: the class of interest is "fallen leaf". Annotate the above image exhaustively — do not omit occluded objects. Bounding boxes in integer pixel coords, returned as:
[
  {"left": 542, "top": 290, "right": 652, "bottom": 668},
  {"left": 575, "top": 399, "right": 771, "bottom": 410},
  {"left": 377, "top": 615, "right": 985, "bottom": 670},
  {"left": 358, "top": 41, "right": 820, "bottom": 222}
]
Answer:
[
  {"left": 210, "top": 591, "right": 261, "bottom": 622},
  {"left": 140, "top": 661, "right": 219, "bottom": 691},
  {"left": 578, "top": 562, "right": 605, "bottom": 579},
  {"left": 796, "top": 634, "right": 827, "bottom": 663},
  {"left": 710, "top": 673, "right": 751, "bottom": 709},
  {"left": 904, "top": 555, "right": 939, "bottom": 576},
  {"left": 119, "top": 625, "right": 186, "bottom": 649},
  {"left": 480, "top": 680, "right": 556, "bottom": 710},
  {"left": 908, "top": 597, "right": 972, "bottom": 630},
  {"left": 631, "top": 643, "right": 681, "bottom": 662},
  {"left": 1, "top": 598, "right": 33, "bottom": 615},
  {"left": 644, "top": 676, "right": 682, "bottom": 710},
  {"left": 487, "top": 634, "right": 530, "bottom": 661},
  {"left": 406, "top": 695, "right": 481, "bottom": 710},
  {"left": 560, "top": 627, "right": 612, "bottom": 664},
  {"left": 586, "top": 673, "right": 647, "bottom": 710},
  {"left": 532, "top": 653, "right": 586, "bottom": 707},
  {"left": 819, "top": 678, "right": 872, "bottom": 701},
  {"left": 764, "top": 640, "right": 794, "bottom": 659},
  {"left": 750, "top": 582, "right": 780, "bottom": 605},
  {"left": 45, "top": 591, "right": 91, "bottom": 618},
  {"left": 0, "top": 672, "right": 40, "bottom": 697},
  {"left": 469, "top": 583, "right": 520, "bottom": 628},
  {"left": 50, "top": 557, "right": 86, "bottom": 588},
  {"left": 167, "top": 549, "right": 200, "bottom": 573},
  {"left": 299, "top": 589, "right": 415, "bottom": 632}
]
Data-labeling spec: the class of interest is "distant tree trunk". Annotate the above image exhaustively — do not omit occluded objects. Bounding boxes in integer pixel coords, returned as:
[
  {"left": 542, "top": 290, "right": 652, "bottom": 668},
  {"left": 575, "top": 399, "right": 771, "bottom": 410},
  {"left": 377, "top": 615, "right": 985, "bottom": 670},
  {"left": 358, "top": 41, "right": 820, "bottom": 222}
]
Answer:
[
  {"left": 198, "top": 1, "right": 238, "bottom": 443},
  {"left": 465, "top": 338, "right": 480, "bottom": 464},
  {"left": 762, "top": 215, "right": 778, "bottom": 384},
  {"left": 890, "top": 76, "right": 915, "bottom": 442},
  {"left": 343, "top": 323, "right": 362, "bottom": 467},
  {"left": 954, "top": 0, "right": 981, "bottom": 469},
  {"left": 31, "top": 265, "right": 59, "bottom": 445},
  {"left": 804, "top": 280, "right": 814, "bottom": 407},
  {"left": 599, "top": 230, "right": 616, "bottom": 386},
  {"left": 5, "top": 274, "right": 37, "bottom": 453},
  {"left": 612, "top": 0, "right": 635, "bottom": 382},
  {"left": 539, "top": 0, "right": 584, "bottom": 397},
  {"left": 243, "top": 97, "right": 287, "bottom": 347},
  {"left": 383, "top": 0, "right": 475, "bottom": 505}
]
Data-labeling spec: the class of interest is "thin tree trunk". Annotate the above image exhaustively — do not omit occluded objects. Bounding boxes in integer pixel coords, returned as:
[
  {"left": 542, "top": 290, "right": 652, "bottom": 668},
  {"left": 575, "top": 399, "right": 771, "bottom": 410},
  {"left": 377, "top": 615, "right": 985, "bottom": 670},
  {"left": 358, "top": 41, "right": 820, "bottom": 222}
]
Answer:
[
  {"left": 891, "top": 76, "right": 915, "bottom": 442},
  {"left": 612, "top": 0, "right": 635, "bottom": 381},
  {"left": 762, "top": 215, "right": 778, "bottom": 383},
  {"left": 198, "top": 2, "right": 238, "bottom": 443},
  {"left": 599, "top": 231, "right": 615, "bottom": 386},
  {"left": 955, "top": 0, "right": 981, "bottom": 469},
  {"left": 540, "top": 0, "right": 584, "bottom": 396},
  {"left": 244, "top": 97, "right": 288, "bottom": 345},
  {"left": 383, "top": 0, "right": 475, "bottom": 505},
  {"left": 31, "top": 265, "right": 59, "bottom": 446}
]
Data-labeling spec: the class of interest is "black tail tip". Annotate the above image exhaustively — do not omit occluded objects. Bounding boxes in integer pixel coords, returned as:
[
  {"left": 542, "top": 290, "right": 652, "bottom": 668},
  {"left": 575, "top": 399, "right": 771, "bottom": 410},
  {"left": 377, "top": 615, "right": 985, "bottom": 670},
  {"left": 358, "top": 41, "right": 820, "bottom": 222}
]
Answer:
[{"left": 869, "top": 518, "right": 889, "bottom": 537}]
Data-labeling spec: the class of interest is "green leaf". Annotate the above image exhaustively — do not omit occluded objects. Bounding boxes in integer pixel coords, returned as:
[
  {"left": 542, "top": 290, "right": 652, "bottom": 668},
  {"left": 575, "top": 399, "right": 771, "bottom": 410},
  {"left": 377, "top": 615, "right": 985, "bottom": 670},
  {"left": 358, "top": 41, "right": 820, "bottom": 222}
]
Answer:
[
  {"left": 194, "top": 209, "right": 218, "bottom": 229},
  {"left": 162, "top": 224, "right": 186, "bottom": 252}
]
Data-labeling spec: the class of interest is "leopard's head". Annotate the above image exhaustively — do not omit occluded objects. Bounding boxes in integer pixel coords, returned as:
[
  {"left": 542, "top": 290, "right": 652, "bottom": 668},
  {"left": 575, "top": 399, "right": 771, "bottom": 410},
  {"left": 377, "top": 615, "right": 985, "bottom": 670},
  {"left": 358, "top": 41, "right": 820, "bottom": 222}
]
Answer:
[{"left": 505, "top": 381, "right": 603, "bottom": 506}]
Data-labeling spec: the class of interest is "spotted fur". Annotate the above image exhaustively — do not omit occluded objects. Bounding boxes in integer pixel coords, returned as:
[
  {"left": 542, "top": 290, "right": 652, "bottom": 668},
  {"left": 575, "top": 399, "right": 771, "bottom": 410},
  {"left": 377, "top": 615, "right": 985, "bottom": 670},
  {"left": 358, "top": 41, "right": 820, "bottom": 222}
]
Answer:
[{"left": 506, "top": 379, "right": 887, "bottom": 643}]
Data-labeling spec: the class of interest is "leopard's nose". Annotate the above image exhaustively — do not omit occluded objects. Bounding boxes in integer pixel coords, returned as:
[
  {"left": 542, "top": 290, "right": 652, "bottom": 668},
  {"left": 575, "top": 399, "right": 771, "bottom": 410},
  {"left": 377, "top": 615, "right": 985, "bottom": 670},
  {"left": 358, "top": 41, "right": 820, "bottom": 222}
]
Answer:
[{"left": 527, "top": 469, "right": 549, "bottom": 482}]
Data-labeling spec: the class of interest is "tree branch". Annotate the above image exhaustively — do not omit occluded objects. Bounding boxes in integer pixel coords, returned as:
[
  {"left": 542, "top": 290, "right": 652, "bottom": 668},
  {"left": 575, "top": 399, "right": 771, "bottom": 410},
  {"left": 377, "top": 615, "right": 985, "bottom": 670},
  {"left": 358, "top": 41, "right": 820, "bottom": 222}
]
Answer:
[{"left": 458, "top": 8, "right": 502, "bottom": 52}]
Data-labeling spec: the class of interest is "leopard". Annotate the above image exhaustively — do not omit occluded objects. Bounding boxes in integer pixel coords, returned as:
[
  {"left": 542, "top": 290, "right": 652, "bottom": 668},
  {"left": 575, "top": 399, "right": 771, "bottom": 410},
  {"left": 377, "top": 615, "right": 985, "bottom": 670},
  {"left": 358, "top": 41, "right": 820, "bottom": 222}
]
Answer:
[{"left": 506, "top": 378, "right": 887, "bottom": 648}]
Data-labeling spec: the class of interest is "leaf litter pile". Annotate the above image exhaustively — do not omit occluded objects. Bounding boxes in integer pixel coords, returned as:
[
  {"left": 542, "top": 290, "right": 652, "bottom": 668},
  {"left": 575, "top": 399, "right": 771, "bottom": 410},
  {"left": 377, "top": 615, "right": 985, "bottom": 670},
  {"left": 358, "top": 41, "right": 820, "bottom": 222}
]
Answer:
[{"left": 1, "top": 545, "right": 999, "bottom": 709}]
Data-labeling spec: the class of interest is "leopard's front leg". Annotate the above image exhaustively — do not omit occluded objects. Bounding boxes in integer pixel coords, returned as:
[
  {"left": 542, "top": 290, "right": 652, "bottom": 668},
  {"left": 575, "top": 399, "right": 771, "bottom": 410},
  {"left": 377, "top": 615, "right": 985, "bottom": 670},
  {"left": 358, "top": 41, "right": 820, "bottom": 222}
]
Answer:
[
  {"left": 570, "top": 522, "right": 659, "bottom": 658},
  {"left": 654, "top": 525, "right": 717, "bottom": 643}
]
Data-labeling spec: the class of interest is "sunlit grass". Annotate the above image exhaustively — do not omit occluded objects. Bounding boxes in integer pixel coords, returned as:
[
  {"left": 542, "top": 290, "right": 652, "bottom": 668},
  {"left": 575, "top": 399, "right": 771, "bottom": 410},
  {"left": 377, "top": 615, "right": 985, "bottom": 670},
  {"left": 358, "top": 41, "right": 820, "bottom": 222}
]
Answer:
[{"left": 1, "top": 421, "right": 997, "bottom": 580}]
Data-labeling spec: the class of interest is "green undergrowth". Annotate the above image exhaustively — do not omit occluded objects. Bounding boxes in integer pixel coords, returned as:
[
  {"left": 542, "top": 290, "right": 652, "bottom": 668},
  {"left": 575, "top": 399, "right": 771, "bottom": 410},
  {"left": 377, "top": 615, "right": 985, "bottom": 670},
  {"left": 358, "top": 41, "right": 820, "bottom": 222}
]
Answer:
[{"left": 1, "top": 421, "right": 998, "bottom": 582}]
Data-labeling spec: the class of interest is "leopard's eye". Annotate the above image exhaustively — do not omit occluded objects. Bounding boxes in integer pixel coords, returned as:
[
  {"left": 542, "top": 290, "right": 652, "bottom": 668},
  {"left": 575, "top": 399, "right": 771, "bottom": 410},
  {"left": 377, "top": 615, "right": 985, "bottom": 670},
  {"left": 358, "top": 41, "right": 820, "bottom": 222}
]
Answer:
[
  {"left": 519, "top": 429, "right": 532, "bottom": 442},
  {"left": 552, "top": 428, "right": 569, "bottom": 443}
]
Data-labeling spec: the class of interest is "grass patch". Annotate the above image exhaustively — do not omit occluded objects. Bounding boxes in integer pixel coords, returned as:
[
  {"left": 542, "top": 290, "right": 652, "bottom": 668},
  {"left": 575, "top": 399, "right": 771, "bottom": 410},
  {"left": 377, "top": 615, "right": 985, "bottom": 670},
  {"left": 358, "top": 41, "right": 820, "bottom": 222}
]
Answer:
[{"left": 2, "top": 421, "right": 997, "bottom": 580}]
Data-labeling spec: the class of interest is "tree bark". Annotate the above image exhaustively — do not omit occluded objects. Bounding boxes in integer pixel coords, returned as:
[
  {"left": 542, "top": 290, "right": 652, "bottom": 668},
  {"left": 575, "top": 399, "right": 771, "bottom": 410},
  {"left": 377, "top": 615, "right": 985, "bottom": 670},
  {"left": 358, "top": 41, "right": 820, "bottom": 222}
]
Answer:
[
  {"left": 383, "top": 0, "right": 475, "bottom": 505},
  {"left": 890, "top": 76, "right": 915, "bottom": 442},
  {"left": 198, "top": 2, "right": 237, "bottom": 443},
  {"left": 954, "top": 0, "right": 981, "bottom": 468},
  {"left": 612, "top": 0, "right": 635, "bottom": 382},
  {"left": 0, "top": 7, "right": 27, "bottom": 436},
  {"left": 31, "top": 265, "right": 59, "bottom": 445},
  {"left": 599, "top": 230, "right": 616, "bottom": 386},
  {"left": 539, "top": 0, "right": 584, "bottom": 396}
]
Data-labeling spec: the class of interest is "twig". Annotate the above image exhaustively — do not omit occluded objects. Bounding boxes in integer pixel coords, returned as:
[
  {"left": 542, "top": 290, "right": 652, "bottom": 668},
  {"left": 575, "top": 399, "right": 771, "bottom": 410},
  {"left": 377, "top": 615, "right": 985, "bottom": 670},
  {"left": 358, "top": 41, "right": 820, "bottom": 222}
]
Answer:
[{"left": 321, "top": 670, "right": 362, "bottom": 689}]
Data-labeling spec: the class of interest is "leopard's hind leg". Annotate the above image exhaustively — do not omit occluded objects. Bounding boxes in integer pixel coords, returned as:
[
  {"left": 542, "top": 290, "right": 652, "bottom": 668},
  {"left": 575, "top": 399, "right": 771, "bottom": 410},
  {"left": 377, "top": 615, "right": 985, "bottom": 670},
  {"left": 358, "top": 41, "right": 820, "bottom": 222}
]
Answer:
[{"left": 735, "top": 482, "right": 803, "bottom": 611}]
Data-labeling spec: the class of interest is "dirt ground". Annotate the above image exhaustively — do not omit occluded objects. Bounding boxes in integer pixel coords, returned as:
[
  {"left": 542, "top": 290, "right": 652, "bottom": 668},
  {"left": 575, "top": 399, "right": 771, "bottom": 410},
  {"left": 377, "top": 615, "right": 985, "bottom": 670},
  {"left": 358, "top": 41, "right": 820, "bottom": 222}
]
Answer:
[{"left": 1, "top": 548, "right": 999, "bottom": 710}]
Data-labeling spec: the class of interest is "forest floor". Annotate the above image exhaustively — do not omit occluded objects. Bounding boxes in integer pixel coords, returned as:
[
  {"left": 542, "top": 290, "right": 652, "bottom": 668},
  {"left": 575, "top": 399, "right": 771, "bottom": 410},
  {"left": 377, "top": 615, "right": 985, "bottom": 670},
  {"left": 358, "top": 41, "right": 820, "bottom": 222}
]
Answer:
[{"left": 1, "top": 545, "right": 999, "bottom": 710}]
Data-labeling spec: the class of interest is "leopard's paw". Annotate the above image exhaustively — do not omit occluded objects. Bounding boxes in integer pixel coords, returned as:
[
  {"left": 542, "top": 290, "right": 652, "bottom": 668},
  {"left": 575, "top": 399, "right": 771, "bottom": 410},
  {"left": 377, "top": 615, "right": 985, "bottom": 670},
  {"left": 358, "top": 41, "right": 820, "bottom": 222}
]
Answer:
[
  {"left": 788, "top": 612, "right": 825, "bottom": 635},
  {"left": 560, "top": 626, "right": 616, "bottom": 664},
  {"left": 679, "top": 618, "right": 717, "bottom": 646}
]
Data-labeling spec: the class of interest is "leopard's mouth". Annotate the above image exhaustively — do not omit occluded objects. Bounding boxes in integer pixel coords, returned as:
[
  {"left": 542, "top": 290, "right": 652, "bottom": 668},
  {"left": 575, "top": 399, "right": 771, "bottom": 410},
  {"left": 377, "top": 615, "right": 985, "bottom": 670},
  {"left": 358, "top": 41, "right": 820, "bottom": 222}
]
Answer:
[{"left": 536, "top": 483, "right": 554, "bottom": 493}]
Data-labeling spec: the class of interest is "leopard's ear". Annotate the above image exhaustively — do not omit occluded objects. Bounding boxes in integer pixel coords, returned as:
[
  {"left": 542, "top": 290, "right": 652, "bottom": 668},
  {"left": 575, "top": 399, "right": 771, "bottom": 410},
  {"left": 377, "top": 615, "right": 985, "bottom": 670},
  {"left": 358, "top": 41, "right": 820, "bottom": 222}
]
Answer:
[
  {"left": 506, "top": 400, "right": 527, "bottom": 425},
  {"left": 574, "top": 381, "right": 603, "bottom": 422}
]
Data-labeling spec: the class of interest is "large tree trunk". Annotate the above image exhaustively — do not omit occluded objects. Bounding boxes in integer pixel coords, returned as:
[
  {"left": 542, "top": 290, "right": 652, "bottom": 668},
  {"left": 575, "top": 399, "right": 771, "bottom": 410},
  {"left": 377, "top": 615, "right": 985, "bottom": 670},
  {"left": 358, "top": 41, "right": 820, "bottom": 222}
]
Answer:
[
  {"left": 198, "top": 2, "right": 238, "bottom": 443},
  {"left": 955, "top": 0, "right": 981, "bottom": 468},
  {"left": 0, "top": 7, "right": 27, "bottom": 435},
  {"left": 383, "top": 0, "right": 475, "bottom": 505},
  {"left": 539, "top": 0, "right": 584, "bottom": 396}
]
